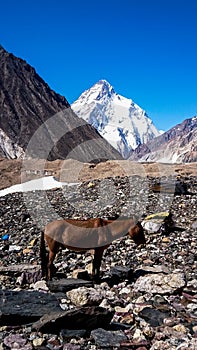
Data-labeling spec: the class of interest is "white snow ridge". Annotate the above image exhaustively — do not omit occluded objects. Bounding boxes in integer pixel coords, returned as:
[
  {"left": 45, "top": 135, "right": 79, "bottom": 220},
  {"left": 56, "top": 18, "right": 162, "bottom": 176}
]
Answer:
[{"left": 72, "top": 80, "right": 160, "bottom": 158}]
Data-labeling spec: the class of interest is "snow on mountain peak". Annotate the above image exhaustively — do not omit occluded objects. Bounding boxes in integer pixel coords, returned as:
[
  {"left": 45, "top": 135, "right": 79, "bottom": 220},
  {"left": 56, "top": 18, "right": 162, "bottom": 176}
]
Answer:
[
  {"left": 72, "top": 80, "right": 160, "bottom": 158},
  {"left": 95, "top": 79, "right": 115, "bottom": 98},
  {"left": 76, "top": 79, "right": 115, "bottom": 105}
]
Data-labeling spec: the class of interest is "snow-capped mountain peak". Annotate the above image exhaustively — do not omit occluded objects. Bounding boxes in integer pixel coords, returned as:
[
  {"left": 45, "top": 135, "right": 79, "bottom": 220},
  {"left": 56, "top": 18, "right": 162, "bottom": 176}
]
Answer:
[
  {"left": 77, "top": 79, "right": 115, "bottom": 104},
  {"left": 72, "top": 80, "right": 160, "bottom": 158},
  {"left": 95, "top": 79, "right": 115, "bottom": 98}
]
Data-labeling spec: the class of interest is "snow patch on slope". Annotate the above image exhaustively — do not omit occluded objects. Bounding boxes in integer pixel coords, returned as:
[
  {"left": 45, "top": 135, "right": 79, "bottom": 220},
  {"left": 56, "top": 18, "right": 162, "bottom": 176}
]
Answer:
[{"left": 0, "top": 176, "right": 79, "bottom": 197}]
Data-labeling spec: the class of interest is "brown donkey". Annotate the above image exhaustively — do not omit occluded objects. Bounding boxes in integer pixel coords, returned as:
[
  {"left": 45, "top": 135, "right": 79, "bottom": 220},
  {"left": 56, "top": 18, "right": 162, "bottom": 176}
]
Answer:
[{"left": 40, "top": 217, "right": 146, "bottom": 280}]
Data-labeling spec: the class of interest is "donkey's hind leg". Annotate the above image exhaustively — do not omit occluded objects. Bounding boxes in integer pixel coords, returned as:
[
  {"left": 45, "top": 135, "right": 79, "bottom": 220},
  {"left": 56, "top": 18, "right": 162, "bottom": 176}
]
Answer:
[{"left": 47, "top": 243, "right": 60, "bottom": 280}]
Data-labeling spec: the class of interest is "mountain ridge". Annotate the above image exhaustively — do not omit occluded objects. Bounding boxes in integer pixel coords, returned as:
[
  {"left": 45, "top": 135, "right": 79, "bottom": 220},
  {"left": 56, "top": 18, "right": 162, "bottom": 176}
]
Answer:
[
  {"left": 128, "top": 116, "right": 197, "bottom": 163},
  {"left": 0, "top": 47, "right": 122, "bottom": 162}
]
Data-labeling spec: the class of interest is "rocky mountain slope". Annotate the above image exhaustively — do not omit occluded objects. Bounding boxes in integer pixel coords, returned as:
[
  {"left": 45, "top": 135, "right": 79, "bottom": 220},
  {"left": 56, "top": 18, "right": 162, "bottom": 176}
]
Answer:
[
  {"left": 0, "top": 46, "right": 121, "bottom": 162},
  {"left": 129, "top": 116, "right": 197, "bottom": 163},
  {"left": 72, "top": 80, "right": 160, "bottom": 158}
]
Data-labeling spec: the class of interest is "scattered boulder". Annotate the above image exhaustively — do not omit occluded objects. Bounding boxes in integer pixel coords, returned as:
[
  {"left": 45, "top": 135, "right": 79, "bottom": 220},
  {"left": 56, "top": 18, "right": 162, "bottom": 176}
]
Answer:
[
  {"left": 47, "top": 278, "right": 93, "bottom": 293},
  {"left": 139, "top": 307, "right": 171, "bottom": 327},
  {"left": 60, "top": 329, "right": 87, "bottom": 340},
  {"left": 32, "top": 306, "right": 114, "bottom": 333},
  {"left": 110, "top": 265, "right": 133, "bottom": 282},
  {"left": 66, "top": 286, "right": 104, "bottom": 306},
  {"left": 3, "top": 334, "right": 33, "bottom": 350},
  {"left": 0, "top": 289, "right": 61, "bottom": 325},
  {"left": 134, "top": 272, "right": 186, "bottom": 294},
  {"left": 91, "top": 328, "right": 127, "bottom": 347}
]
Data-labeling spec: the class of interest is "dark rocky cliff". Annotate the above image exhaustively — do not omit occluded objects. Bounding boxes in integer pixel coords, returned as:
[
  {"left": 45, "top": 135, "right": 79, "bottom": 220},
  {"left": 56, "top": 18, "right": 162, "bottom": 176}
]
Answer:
[{"left": 0, "top": 45, "right": 122, "bottom": 162}]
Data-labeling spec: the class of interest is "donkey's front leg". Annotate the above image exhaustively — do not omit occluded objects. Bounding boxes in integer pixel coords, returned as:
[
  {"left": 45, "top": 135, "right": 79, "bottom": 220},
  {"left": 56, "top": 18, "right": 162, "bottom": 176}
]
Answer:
[{"left": 92, "top": 246, "right": 106, "bottom": 281}]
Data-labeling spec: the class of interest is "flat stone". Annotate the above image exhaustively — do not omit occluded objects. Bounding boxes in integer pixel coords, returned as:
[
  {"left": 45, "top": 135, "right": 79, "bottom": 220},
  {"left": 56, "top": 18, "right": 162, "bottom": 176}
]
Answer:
[
  {"left": 0, "top": 289, "right": 61, "bottom": 325},
  {"left": 135, "top": 265, "right": 170, "bottom": 275},
  {"left": 0, "top": 264, "right": 40, "bottom": 274},
  {"left": 139, "top": 307, "right": 170, "bottom": 327},
  {"left": 60, "top": 329, "right": 86, "bottom": 340},
  {"left": 121, "top": 342, "right": 149, "bottom": 349},
  {"left": 48, "top": 278, "right": 93, "bottom": 292},
  {"left": 32, "top": 306, "right": 114, "bottom": 333},
  {"left": 63, "top": 345, "right": 81, "bottom": 350},
  {"left": 91, "top": 328, "right": 127, "bottom": 347}
]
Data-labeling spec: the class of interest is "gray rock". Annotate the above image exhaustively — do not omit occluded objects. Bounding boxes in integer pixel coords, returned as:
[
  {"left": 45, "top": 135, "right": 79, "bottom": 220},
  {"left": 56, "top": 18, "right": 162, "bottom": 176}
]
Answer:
[
  {"left": 60, "top": 329, "right": 86, "bottom": 340},
  {"left": 3, "top": 334, "right": 33, "bottom": 350},
  {"left": 0, "top": 289, "right": 61, "bottom": 325},
  {"left": 192, "top": 220, "right": 197, "bottom": 229},
  {"left": 110, "top": 265, "right": 133, "bottom": 282},
  {"left": 32, "top": 306, "right": 114, "bottom": 333},
  {"left": 32, "top": 337, "right": 45, "bottom": 347},
  {"left": 134, "top": 272, "right": 186, "bottom": 294},
  {"left": 0, "top": 264, "right": 40, "bottom": 274},
  {"left": 63, "top": 345, "right": 81, "bottom": 350},
  {"left": 135, "top": 264, "right": 170, "bottom": 274},
  {"left": 91, "top": 328, "right": 127, "bottom": 347},
  {"left": 30, "top": 280, "right": 49, "bottom": 291},
  {"left": 139, "top": 307, "right": 171, "bottom": 327},
  {"left": 17, "top": 270, "right": 42, "bottom": 285},
  {"left": 48, "top": 278, "right": 93, "bottom": 293},
  {"left": 66, "top": 286, "right": 104, "bottom": 306},
  {"left": 142, "top": 220, "right": 163, "bottom": 233}
]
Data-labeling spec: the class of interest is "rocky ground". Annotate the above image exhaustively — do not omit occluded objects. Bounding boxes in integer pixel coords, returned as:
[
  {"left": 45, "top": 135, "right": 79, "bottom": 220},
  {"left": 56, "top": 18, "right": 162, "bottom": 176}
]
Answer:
[{"left": 0, "top": 171, "right": 197, "bottom": 349}]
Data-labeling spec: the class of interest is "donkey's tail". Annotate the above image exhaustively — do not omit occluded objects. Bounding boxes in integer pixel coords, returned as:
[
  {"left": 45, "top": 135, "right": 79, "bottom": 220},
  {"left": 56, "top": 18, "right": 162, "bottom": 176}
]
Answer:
[{"left": 40, "top": 231, "right": 47, "bottom": 278}]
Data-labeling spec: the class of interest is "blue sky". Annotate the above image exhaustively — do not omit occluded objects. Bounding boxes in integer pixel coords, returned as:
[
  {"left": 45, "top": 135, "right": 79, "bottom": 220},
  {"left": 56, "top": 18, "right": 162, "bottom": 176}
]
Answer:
[{"left": 0, "top": 0, "right": 197, "bottom": 131}]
